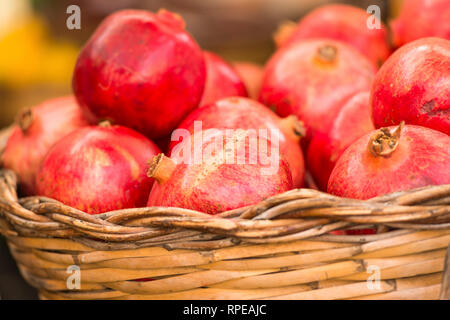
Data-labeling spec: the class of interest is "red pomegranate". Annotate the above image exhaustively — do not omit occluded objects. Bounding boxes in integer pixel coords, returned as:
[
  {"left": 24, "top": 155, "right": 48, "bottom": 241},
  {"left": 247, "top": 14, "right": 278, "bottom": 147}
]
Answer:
[
  {"left": 73, "top": 9, "right": 206, "bottom": 139},
  {"left": 169, "top": 97, "right": 305, "bottom": 187},
  {"left": 198, "top": 52, "right": 247, "bottom": 108},
  {"left": 259, "top": 39, "right": 376, "bottom": 144},
  {"left": 307, "top": 92, "right": 374, "bottom": 191},
  {"left": 36, "top": 124, "right": 161, "bottom": 214},
  {"left": 328, "top": 123, "right": 450, "bottom": 200},
  {"left": 274, "top": 4, "right": 391, "bottom": 67},
  {"left": 371, "top": 37, "right": 450, "bottom": 135},
  {"left": 1, "top": 96, "right": 89, "bottom": 195},
  {"left": 232, "top": 61, "right": 264, "bottom": 100},
  {"left": 148, "top": 129, "right": 293, "bottom": 215},
  {"left": 391, "top": 0, "right": 450, "bottom": 47}
]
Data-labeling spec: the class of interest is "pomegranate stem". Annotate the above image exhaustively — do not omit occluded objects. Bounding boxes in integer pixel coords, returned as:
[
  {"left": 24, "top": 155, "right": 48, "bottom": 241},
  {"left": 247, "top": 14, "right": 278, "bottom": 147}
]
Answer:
[
  {"left": 368, "top": 121, "right": 404, "bottom": 157},
  {"left": 147, "top": 153, "right": 176, "bottom": 184},
  {"left": 278, "top": 115, "right": 306, "bottom": 142},
  {"left": 17, "top": 108, "right": 33, "bottom": 132},
  {"left": 98, "top": 120, "right": 113, "bottom": 128},
  {"left": 316, "top": 45, "right": 338, "bottom": 64}
]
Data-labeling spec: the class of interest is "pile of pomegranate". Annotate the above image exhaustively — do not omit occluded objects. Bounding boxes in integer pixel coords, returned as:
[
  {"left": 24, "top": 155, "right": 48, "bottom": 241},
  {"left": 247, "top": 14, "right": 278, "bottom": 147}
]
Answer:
[{"left": 1, "top": 3, "right": 449, "bottom": 231}]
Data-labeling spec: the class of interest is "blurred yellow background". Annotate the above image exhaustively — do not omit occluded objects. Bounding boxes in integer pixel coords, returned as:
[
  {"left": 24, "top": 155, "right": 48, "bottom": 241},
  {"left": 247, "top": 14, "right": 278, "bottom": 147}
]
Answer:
[{"left": 0, "top": 0, "right": 394, "bottom": 129}]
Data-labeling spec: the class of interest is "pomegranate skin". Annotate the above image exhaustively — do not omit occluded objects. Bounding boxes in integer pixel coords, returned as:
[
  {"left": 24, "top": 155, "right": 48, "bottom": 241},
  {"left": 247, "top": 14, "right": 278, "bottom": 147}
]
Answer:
[
  {"left": 1, "top": 96, "right": 89, "bottom": 195},
  {"left": 232, "top": 61, "right": 264, "bottom": 100},
  {"left": 169, "top": 97, "right": 305, "bottom": 187},
  {"left": 259, "top": 39, "right": 376, "bottom": 143},
  {"left": 73, "top": 9, "right": 206, "bottom": 139},
  {"left": 328, "top": 125, "right": 450, "bottom": 200},
  {"left": 276, "top": 4, "right": 391, "bottom": 67},
  {"left": 307, "top": 92, "right": 374, "bottom": 191},
  {"left": 36, "top": 125, "right": 161, "bottom": 214},
  {"left": 391, "top": 0, "right": 450, "bottom": 47},
  {"left": 148, "top": 130, "right": 293, "bottom": 215},
  {"left": 198, "top": 52, "right": 247, "bottom": 108},
  {"left": 371, "top": 38, "right": 450, "bottom": 135}
]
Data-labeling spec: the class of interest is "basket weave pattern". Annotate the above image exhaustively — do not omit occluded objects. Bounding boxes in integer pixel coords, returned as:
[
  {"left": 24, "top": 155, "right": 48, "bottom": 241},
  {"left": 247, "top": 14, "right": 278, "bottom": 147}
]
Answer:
[{"left": 0, "top": 128, "right": 449, "bottom": 300}]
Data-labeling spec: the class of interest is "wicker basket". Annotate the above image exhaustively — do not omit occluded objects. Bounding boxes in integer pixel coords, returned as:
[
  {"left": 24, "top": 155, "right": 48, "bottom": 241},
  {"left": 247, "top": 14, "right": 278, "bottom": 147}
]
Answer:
[{"left": 0, "top": 127, "right": 449, "bottom": 300}]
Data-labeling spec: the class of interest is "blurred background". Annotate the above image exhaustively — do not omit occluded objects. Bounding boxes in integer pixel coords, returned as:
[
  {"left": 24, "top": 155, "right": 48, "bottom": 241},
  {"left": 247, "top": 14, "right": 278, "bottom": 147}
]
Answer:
[{"left": 0, "top": 0, "right": 397, "bottom": 129}]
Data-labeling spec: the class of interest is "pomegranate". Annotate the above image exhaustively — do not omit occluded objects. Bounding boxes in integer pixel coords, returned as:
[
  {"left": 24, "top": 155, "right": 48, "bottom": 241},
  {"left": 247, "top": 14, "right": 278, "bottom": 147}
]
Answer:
[
  {"left": 232, "top": 61, "right": 264, "bottom": 100},
  {"left": 274, "top": 4, "right": 391, "bottom": 67},
  {"left": 328, "top": 123, "right": 450, "bottom": 200},
  {"left": 307, "top": 92, "right": 374, "bottom": 191},
  {"left": 1, "top": 96, "right": 89, "bottom": 195},
  {"left": 36, "top": 123, "right": 161, "bottom": 214},
  {"left": 169, "top": 97, "right": 305, "bottom": 187},
  {"left": 371, "top": 37, "right": 450, "bottom": 135},
  {"left": 198, "top": 51, "right": 247, "bottom": 108},
  {"left": 148, "top": 129, "right": 293, "bottom": 215},
  {"left": 259, "top": 39, "right": 376, "bottom": 144},
  {"left": 73, "top": 9, "right": 206, "bottom": 139},
  {"left": 391, "top": 0, "right": 450, "bottom": 47}
]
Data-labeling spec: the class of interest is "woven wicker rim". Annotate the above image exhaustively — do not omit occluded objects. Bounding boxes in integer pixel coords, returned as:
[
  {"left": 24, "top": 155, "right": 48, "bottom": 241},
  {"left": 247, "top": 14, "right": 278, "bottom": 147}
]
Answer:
[{"left": 0, "top": 125, "right": 449, "bottom": 249}]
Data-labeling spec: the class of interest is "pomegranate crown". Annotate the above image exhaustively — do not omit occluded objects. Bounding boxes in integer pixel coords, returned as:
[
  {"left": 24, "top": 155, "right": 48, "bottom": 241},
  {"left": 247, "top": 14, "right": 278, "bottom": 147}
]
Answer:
[
  {"left": 368, "top": 121, "right": 404, "bottom": 157},
  {"left": 16, "top": 108, "right": 34, "bottom": 132}
]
